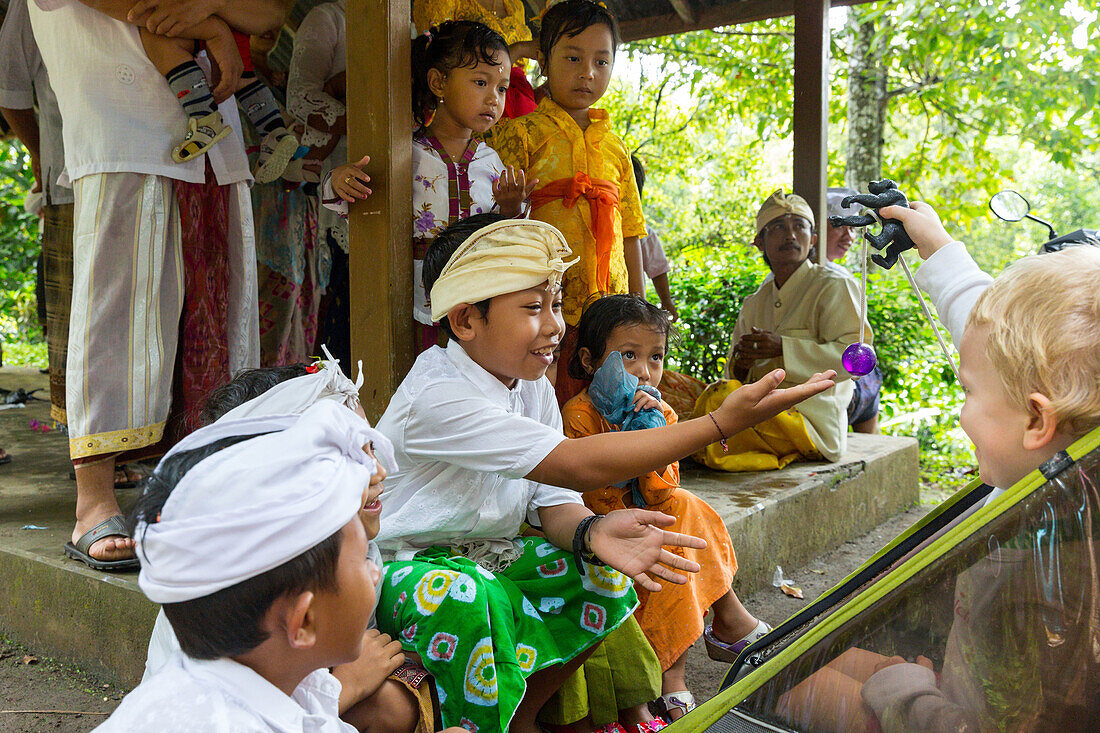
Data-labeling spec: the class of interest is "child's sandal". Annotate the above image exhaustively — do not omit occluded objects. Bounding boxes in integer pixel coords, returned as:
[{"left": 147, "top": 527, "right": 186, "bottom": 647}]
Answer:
[
  {"left": 253, "top": 128, "right": 301, "bottom": 184},
  {"left": 703, "top": 619, "right": 772, "bottom": 663},
  {"left": 655, "top": 691, "right": 695, "bottom": 722},
  {"left": 634, "top": 715, "right": 670, "bottom": 731},
  {"left": 172, "top": 111, "right": 231, "bottom": 163}
]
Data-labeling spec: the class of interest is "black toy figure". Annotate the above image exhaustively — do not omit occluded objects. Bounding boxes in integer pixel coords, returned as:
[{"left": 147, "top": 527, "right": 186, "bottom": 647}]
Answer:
[{"left": 828, "top": 179, "right": 916, "bottom": 269}]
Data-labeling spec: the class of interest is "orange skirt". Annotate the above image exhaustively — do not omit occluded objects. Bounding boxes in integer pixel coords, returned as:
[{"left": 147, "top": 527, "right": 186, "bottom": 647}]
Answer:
[{"left": 582, "top": 484, "right": 738, "bottom": 669}]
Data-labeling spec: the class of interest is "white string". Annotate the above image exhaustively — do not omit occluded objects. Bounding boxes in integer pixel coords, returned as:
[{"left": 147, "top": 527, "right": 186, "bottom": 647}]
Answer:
[
  {"left": 898, "top": 255, "right": 960, "bottom": 381},
  {"left": 859, "top": 232, "right": 868, "bottom": 344}
]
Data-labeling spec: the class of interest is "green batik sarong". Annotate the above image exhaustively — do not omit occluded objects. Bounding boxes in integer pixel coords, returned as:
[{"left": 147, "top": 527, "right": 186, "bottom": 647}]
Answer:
[{"left": 377, "top": 537, "right": 639, "bottom": 732}]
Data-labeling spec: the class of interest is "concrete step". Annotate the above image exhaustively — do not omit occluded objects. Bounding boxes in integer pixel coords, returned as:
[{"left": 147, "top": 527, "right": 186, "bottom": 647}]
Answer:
[
  {"left": 680, "top": 433, "right": 919, "bottom": 595},
  {"left": 0, "top": 367, "right": 918, "bottom": 688}
]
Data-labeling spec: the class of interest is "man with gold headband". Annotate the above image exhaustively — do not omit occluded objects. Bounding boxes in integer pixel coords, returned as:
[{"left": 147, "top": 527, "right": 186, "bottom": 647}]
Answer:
[
  {"left": 698, "top": 190, "right": 870, "bottom": 471},
  {"left": 374, "top": 213, "right": 837, "bottom": 733}
]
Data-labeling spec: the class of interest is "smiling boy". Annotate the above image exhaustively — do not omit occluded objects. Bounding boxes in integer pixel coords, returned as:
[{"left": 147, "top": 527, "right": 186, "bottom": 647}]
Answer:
[{"left": 374, "top": 214, "right": 835, "bottom": 733}]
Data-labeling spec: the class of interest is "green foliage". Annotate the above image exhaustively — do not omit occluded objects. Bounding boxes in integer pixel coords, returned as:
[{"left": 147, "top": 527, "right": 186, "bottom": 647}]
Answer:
[
  {"left": 0, "top": 138, "right": 42, "bottom": 351},
  {"left": 664, "top": 245, "right": 767, "bottom": 379}
]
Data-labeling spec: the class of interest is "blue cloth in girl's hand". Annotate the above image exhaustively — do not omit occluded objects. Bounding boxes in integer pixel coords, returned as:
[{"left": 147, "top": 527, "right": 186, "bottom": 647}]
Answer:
[{"left": 588, "top": 351, "right": 666, "bottom": 431}]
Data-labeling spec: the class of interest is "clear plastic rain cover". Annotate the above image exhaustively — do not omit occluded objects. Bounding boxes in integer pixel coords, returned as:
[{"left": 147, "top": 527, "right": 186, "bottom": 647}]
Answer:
[{"left": 727, "top": 443, "right": 1099, "bottom": 733}]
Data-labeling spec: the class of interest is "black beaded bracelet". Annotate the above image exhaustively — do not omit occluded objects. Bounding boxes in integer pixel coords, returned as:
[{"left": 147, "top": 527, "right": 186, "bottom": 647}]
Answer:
[{"left": 572, "top": 514, "right": 607, "bottom": 574}]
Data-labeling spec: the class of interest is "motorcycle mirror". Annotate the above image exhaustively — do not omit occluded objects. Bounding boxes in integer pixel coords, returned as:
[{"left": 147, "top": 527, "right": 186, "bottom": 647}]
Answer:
[{"left": 989, "top": 190, "right": 1031, "bottom": 222}]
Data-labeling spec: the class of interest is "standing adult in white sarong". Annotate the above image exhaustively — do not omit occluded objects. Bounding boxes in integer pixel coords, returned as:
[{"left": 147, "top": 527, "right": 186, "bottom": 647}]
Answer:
[{"left": 28, "top": 0, "right": 283, "bottom": 569}]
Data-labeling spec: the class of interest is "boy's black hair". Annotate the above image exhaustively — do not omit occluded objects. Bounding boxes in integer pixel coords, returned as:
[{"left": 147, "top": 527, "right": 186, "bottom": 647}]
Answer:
[
  {"left": 631, "top": 154, "right": 645, "bottom": 197},
  {"left": 567, "top": 294, "right": 672, "bottom": 381},
  {"left": 412, "top": 20, "right": 510, "bottom": 127},
  {"left": 538, "top": 0, "right": 621, "bottom": 60},
  {"left": 198, "top": 364, "right": 311, "bottom": 426},
  {"left": 127, "top": 434, "right": 342, "bottom": 660},
  {"left": 422, "top": 212, "right": 507, "bottom": 340}
]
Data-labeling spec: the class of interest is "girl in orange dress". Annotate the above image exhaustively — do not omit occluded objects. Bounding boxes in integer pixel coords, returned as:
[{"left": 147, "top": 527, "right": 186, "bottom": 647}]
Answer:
[{"left": 562, "top": 295, "right": 772, "bottom": 720}]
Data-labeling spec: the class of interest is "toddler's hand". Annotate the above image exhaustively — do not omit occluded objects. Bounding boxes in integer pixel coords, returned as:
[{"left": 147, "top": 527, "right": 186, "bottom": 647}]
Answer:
[
  {"left": 494, "top": 166, "right": 538, "bottom": 218},
  {"left": 713, "top": 369, "right": 836, "bottom": 437},
  {"left": 632, "top": 389, "right": 661, "bottom": 413},
  {"left": 332, "top": 628, "right": 405, "bottom": 699},
  {"left": 879, "top": 201, "right": 954, "bottom": 260},
  {"left": 331, "top": 156, "right": 372, "bottom": 204}
]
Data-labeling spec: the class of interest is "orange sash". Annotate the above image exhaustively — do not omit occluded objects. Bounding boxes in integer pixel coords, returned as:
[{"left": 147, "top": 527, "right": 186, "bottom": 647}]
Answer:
[{"left": 529, "top": 172, "right": 620, "bottom": 292}]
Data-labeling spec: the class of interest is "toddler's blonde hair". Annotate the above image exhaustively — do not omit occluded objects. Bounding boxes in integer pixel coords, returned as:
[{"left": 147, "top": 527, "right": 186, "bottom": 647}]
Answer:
[{"left": 967, "top": 245, "right": 1100, "bottom": 437}]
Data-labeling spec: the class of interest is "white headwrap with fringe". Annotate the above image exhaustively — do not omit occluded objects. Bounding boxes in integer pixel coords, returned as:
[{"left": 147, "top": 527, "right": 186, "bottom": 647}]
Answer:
[{"left": 137, "top": 402, "right": 390, "bottom": 603}]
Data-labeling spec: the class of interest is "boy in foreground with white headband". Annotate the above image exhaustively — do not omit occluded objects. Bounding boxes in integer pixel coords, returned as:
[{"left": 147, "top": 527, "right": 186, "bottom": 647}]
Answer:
[
  {"left": 138, "top": 356, "right": 436, "bottom": 733},
  {"left": 374, "top": 214, "right": 836, "bottom": 733},
  {"left": 97, "top": 402, "right": 421, "bottom": 732}
]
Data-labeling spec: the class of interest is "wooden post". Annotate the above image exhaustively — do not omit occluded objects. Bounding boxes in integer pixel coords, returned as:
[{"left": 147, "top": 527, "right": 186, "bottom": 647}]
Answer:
[
  {"left": 346, "top": 0, "right": 414, "bottom": 420},
  {"left": 792, "top": 0, "right": 829, "bottom": 265}
]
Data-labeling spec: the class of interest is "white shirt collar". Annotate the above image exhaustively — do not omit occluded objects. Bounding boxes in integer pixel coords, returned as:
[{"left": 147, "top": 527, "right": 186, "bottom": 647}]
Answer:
[
  {"left": 445, "top": 340, "right": 517, "bottom": 407},
  {"left": 181, "top": 656, "right": 334, "bottom": 731}
]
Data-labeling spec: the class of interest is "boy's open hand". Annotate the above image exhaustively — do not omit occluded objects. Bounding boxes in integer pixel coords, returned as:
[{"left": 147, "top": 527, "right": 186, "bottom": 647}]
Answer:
[
  {"left": 879, "top": 201, "right": 953, "bottom": 260},
  {"left": 331, "top": 156, "right": 372, "bottom": 203},
  {"left": 714, "top": 369, "right": 836, "bottom": 437},
  {"left": 587, "top": 509, "right": 706, "bottom": 593},
  {"left": 332, "top": 628, "right": 405, "bottom": 701},
  {"left": 493, "top": 165, "right": 538, "bottom": 218}
]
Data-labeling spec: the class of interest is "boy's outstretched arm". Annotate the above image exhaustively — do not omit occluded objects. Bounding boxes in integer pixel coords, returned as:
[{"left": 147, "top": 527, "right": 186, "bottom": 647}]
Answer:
[
  {"left": 881, "top": 200, "right": 993, "bottom": 348},
  {"left": 528, "top": 369, "right": 835, "bottom": 491},
  {"left": 536, "top": 502, "right": 706, "bottom": 592}
]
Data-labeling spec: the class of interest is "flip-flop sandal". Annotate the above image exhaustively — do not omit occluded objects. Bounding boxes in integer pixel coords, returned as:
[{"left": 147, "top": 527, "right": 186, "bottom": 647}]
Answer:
[
  {"left": 703, "top": 619, "right": 772, "bottom": 663},
  {"left": 64, "top": 515, "right": 139, "bottom": 572},
  {"left": 654, "top": 691, "right": 695, "bottom": 722}
]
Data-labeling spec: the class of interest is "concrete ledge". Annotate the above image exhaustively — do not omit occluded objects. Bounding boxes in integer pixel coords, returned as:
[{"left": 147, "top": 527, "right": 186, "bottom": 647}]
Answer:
[
  {"left": 0, "top": 367, "right": 918, "bottom": 687},
  {"left": 681, "top": 433, "right": 920, "bottom": 595}
]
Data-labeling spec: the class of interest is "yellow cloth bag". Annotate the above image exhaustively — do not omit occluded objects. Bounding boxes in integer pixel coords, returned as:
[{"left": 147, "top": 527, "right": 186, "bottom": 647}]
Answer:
[{"left": 691, "top": 379, "right": 822, "bottom": 472}]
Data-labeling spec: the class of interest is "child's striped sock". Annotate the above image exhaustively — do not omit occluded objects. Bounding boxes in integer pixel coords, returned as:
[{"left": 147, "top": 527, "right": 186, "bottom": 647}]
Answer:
[
  {"left": 165, "top": 61, "right": 218, "bottom": 119},
  {"left": 236, "top": 71, "right": 287, "bottom": 137}
]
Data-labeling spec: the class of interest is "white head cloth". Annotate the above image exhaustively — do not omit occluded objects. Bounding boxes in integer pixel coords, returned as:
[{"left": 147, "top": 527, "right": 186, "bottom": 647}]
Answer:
[
  {"left": 218, "top": 345, "right": 364, "bottom": 422},
  {"left": 429, "top": 219, "right": 579, "bottom": 322},
  {"left": 137, "top": 401, "right": 386, "bottom": 604},
  {"left": 827, "top": 187, "right": 861, "bottom": 219}
]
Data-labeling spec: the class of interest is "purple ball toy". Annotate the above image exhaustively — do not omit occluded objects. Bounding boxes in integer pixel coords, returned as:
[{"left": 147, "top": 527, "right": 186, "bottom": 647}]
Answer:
[{"left": 842, "top": 343, "right": 877, "bottom": 377}]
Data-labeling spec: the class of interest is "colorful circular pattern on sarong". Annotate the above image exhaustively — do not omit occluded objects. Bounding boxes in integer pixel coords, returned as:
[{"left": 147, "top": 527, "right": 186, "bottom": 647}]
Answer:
[
  {"left": 539, "top": 596, "right": 565, "bottom": 614},
  {"left": 580, "top": 562, "right": 633, "bottom": 598},
  {"left": 580, "top": 601, "right": 608, "bottom": 633},
  {"left": 448, "top": 572, "right": 477, "bottom": 603},
  {"left": 463, "top": 637, "right": 498, "bottom": 705},
  {"left": 515, "top": 643, "right": 538, "bottom": 672},
  {"left": 536, "top": 558, "right": 569, "bottom": 578},
  {"left": 415, "top": 569, "right": 458, "bottom": 615},
  {"left": 427, "top": 632, "right": 459, "bottom": 662}
]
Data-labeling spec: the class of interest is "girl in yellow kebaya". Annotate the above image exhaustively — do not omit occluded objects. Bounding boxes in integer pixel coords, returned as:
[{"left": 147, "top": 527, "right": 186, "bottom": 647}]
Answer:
[{"left": 491, "top": 0, "right": 646, "bottom": 407}]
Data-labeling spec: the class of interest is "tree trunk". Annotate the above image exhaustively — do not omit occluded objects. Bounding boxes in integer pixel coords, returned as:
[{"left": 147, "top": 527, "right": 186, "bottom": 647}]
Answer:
[{"left": 845, "top": 7, "right": 888, "bottom": 190}]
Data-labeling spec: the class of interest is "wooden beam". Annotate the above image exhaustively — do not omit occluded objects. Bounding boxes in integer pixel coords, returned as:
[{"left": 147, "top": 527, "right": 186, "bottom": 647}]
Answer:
[
  {"left": 791, "top": 0, "right": 829, "bottom": 266},
  {"left": 347, "top": 0, "right": 414, "bottom": 421},
  {"left": 619, "top": 0, "right": 872, "bottom": 43},
  {"left": 666, "top": 0, "right": 696, "bottom": 25}
]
